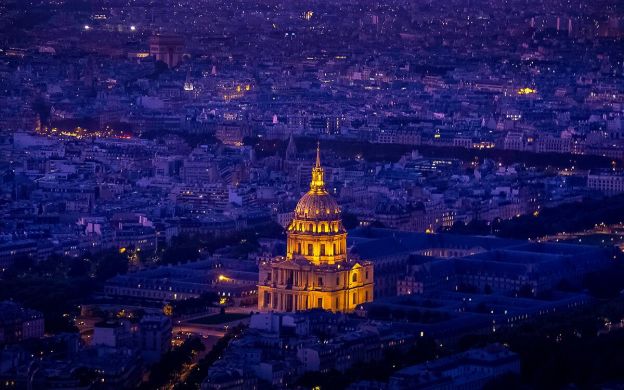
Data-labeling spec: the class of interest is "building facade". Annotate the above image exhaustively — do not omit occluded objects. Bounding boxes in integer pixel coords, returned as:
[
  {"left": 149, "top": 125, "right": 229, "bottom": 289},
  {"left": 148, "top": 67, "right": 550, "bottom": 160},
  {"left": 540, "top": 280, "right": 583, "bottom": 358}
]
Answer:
[
  {"left": 149, "top": 34, "right": 185, "bottom": 68},
  {"left": 258, "top": 146, "right": 374, "bottom": 313},
  {"left": 588, "top": 169, "right": 624, "bottom": 194}
]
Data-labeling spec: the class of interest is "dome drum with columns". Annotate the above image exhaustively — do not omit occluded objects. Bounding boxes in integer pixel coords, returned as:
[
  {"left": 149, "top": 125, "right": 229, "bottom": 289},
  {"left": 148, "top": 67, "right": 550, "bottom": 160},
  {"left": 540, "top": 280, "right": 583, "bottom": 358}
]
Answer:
[
  {"left": 258, "top": 144, "right": 374, "bottom": 313},
  {"left": 286, "top": 146, "right": 347, "bottom": 264}
]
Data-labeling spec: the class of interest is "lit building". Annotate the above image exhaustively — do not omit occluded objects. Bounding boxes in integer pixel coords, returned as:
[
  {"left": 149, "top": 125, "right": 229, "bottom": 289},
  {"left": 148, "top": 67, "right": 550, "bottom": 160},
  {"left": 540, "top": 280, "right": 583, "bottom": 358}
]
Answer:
[
  {"left": 258, "top": 145, "right": 374, "bottom": 313},
  {"left": 149, "top": 34, "right": 185, "bottom": 68},
  {"left": 0, "top": 301, "right": 44, "bottom": 344},
  {"left": 587, "top": 169, "right": 624, "bottom": 194}
]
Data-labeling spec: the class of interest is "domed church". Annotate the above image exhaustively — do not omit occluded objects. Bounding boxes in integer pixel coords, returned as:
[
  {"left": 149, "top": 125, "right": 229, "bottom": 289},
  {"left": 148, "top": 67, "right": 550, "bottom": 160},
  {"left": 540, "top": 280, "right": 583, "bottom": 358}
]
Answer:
[{"left": 258, "top": 144, "right": 374, "bottom": 312}]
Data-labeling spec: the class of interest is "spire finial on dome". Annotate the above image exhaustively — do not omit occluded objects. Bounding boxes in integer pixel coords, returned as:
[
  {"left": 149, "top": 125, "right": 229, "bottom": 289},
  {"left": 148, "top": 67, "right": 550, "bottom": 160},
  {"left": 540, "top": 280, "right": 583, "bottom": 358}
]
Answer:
[
  {"left": 310, "top": 141, "right": 325, "bottom": 192},
  {"left": 315, "top": 141, "right": 321, "bottom": 168}
]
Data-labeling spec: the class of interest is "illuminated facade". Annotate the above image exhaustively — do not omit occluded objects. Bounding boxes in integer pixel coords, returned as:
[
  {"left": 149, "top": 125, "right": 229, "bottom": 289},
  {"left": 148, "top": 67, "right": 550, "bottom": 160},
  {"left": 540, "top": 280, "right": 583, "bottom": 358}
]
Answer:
[
  {"left": 258, "top": 145, "right": 374, "bottom": 312},
  {"left": 149, "top": 34, "right": 184, "bottom": 68}
]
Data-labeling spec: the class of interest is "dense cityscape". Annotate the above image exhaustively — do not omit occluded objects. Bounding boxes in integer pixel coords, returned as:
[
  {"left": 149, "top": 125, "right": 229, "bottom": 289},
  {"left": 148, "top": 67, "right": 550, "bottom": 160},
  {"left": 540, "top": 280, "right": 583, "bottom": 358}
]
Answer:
[{"left": 1, "top": 0, "right": 624, "bottom": 389}]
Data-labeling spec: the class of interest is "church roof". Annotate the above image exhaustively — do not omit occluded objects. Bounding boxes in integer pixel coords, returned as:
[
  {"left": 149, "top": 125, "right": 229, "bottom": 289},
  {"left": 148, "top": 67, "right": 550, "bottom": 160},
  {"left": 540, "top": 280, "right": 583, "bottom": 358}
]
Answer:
[{"left": 293, "top": 143, "right": 342, "bottom": 222}]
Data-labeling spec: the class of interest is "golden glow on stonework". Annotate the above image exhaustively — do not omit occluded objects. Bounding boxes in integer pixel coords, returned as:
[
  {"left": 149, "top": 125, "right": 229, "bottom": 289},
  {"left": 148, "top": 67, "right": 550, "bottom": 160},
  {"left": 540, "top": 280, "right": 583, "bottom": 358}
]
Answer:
[
  {"left": 518, "top": 87, "right": 537, "bottom": 95},
  {"left": 257, "top": 144, "right": 374, "bottom": 313},
  {"left": 285, "top": 142, "right": 348, "bottom": 265}
]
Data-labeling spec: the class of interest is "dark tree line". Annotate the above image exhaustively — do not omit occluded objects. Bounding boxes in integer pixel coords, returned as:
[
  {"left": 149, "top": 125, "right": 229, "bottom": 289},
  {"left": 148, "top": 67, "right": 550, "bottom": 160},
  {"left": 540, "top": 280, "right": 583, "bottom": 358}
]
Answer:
[
  {"left": 248, "top": 135, "right": 614, "bottom": 169},
  {"left": 462, "top": 296, "right": 624, "bottom": 389},
  {"left": 0, "top": 249, "right": 129, "bottom": 333},
  {"left": 160, "top": 222, "right": 285, "bottom": 264},
  {"left": 172, "top": 325, "right": 245, "bottom": 390},
  {"left": 139, "top": 337, "right": 205, "bottom": 390},
  {"left": 447, "top": 194, "right": 624, "bottom": 240}
]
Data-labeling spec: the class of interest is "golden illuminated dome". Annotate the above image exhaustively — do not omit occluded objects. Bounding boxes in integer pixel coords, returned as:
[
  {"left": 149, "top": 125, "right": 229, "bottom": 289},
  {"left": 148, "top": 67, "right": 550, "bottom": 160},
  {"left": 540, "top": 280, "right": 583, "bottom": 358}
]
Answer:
[
  {"left": 259, "top": 143, "right": 374, "bottom": 313},
  {"left": 294, "top": 191, "right": 341, "bottom": 221},
  {"left": 293, "top": 143, "right": 341, "bottom": 222},
  {"left": 286, "top": 143, "right": 347, "bottom": 264}
]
